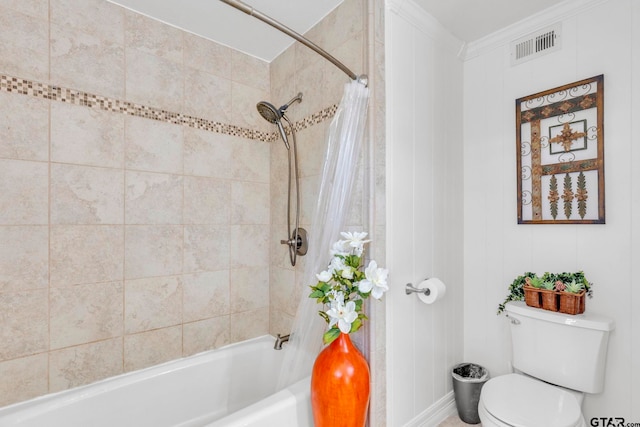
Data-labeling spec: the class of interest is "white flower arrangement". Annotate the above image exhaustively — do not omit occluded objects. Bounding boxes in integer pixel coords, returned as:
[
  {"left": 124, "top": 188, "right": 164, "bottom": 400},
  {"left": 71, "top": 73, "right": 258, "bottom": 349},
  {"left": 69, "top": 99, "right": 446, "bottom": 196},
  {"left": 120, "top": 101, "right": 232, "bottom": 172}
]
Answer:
[{"left": 309, "top": 231, "right": 389, "bottom": 344}]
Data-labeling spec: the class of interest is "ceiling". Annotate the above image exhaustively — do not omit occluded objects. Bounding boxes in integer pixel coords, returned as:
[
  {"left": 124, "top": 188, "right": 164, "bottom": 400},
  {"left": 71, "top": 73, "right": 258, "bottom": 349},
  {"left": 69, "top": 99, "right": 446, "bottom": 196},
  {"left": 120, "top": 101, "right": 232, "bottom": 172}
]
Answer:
[{"left": 109, "top": 0, "right": 563, "bottom": 62}]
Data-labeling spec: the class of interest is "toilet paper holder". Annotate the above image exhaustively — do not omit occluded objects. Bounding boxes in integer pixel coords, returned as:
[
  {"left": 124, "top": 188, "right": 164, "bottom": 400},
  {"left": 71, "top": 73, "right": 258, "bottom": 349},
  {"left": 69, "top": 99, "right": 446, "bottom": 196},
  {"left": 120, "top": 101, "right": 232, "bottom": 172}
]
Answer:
[{"left": 405, "top": 282, "right": 431, "bottom": 296}]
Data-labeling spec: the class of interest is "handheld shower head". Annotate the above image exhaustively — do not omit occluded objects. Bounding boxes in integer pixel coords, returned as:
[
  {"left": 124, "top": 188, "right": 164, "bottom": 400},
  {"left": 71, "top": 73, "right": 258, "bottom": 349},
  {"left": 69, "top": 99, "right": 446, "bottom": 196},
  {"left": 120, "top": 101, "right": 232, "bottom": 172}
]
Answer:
[{"left": 256, "top": 93, "right": 303, "bottom": 150}]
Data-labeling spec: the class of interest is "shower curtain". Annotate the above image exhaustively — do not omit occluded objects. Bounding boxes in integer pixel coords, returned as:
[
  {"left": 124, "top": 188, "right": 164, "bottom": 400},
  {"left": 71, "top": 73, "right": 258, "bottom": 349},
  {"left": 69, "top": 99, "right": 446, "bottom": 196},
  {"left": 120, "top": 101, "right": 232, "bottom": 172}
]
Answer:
[{"left": 278, "top": 79, "right": 370, "bottom": 388}]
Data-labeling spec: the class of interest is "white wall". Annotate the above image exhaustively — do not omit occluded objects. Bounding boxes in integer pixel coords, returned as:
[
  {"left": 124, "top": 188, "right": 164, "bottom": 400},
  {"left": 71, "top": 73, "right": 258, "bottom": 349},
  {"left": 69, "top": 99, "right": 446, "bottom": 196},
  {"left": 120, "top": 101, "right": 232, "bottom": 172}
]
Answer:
[
  {"left": 463, "top": 0, "right": 640, "bottom": 419},
  {"left": 385, "top": 1, "right": 464, "bottom": 425}
]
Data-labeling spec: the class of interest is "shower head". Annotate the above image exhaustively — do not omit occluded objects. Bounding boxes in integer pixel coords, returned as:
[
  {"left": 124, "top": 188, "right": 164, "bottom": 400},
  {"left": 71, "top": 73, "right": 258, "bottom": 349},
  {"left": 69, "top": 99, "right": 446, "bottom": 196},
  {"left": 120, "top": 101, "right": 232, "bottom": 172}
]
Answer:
[
  {"left": 256, "top": 93, "right": 303, "bottom": 150},
  {"left": 256, "top": 101, "right": 280, "bottom": 124}
]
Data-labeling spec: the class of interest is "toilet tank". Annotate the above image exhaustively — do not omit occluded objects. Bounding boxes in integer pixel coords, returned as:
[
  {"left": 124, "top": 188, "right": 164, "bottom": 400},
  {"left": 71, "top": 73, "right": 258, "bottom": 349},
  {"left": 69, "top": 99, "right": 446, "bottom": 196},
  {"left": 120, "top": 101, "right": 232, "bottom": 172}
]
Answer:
[{"left": 505, "top": 301, "right": 615, "bottom": 394}]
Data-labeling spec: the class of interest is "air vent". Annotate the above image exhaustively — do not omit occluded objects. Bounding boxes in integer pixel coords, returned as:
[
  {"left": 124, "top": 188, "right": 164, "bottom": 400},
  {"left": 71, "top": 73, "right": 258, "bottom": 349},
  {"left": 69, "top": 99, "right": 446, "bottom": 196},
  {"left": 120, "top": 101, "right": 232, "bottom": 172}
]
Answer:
[{"left": 511, "top": 23, "right": 561, "bottom": 66}]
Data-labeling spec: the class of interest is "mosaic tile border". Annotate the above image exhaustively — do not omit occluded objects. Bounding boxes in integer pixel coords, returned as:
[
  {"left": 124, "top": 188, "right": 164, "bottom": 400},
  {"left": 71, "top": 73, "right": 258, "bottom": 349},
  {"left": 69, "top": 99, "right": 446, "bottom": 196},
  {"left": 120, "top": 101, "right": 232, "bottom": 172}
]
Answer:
[{"left": 0, "top": 74, "right": 338, "bottom": 142}]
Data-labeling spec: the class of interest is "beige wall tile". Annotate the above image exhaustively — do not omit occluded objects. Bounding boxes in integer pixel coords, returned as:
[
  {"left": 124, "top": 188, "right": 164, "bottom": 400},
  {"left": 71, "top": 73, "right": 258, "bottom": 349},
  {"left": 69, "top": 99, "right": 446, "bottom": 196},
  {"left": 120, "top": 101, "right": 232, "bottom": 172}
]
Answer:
[
  {"left": 126, "top": 49, "right": 183, "bottom": 113},
  {"left": 230, "top": 267, "right": 269, "bottom": 313},
  {"left": 296, "top": 124, "right": 328, "bottom": 178},
  {"left": 125, "top": 116, "right": 183, "bottom": 174},
  {"left": 230, "top": 225, "right": 270, "bottom": 268},
  {"left": 125, "top": 171, "right": 183, "bottom": 225},
  {"left": 51, "top": 101, "right": 125, "bottom": 169},
  {"left": 50, "top": 23, "right": 125, "bottom": 100},
  {"left": 0, "top": 6, "right": 48, "bottom": 81},
  {"left": 183, "top": 316, "right": 230, "bottom": 356},
  {"left": 124, "top": 225, "right": 183, "bottom": 279},
  {"left": 125, "top": 275, "right": 182, "bottom": 334},
  {"left": 231, "top": 82, "right": 270, "bottom": 132},
  {"left": 125, "top": 10, "right": 183, "bottom": 63},
  {"left": 50, "top": 0, "right": 124, "bottom": 43},
  {"left": 0, "top": 159, "right": 48, "bottom": 225},
  {"left": 183, "top": 129, "right": 234, "bottom": 180},
  {"left": 269, "top": 310, "right": 294, "bottom": 338},
  {"left": 0, "top": 289, "right": 48, "bottom": 361},
  {"left": 231, "top": 51, "right": 269, "bottom": 93},
  {"left": 183, "top": 271, "right": 230, "bottom": 323},
  {"left": 230, "top": 139, "right": 270, "bottom": 183},
  {"left": 124, "top": 326, "right": 182, "bottom": 372},
  {"left": 183, "top": 225, "right": 230, "bottom": 273},
  {"left": 0, "top": 354, "right": 48, "bottom": 407},
  {"left": 49, "top": 338, "right": 123, "bottom": 392},
  {"left": 0, "top": 0, "right": 49, "bottom": 20},
  {"left": 50, "top": 225, "right": 124, "bottom": 287},
  {"left": 51, "top": 163, "right": 124, "bottom": 225},
  {"left": 50, "top": 281, "right": 124, "bottom": 349},
  {"left": 0, "top": 91, "right": 49, "bottom": 162},
  {"left": 231, "top": 181, "right": 270, "bottom": 225},
  {"left": 0, "top": 226, "right": 48, "bottom": 292},
  {"left": 229, "top": 308, "right": 269, "bottom": 342},
  {"left": 183, "top": 33, "right": 232, "bottom": 79},
  {"left": 184, "top": 67, "right": 232, "bottom": 124},
  {"left": 183, "top": 176, "right": 230, "bottom": 225},
  {"left": 321, "top": 0, "right": 364, "bottom": 52},
  {"left": 270, "top": 267, "right": 296, "bottom": 317}
]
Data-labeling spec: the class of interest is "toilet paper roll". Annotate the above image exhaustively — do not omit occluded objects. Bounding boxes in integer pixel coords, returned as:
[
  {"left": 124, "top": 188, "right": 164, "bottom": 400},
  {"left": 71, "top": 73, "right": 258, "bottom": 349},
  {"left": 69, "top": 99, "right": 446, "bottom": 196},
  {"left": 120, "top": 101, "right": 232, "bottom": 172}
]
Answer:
[{"left": 416, "top": 278, "right": 446, "bottom": 304}]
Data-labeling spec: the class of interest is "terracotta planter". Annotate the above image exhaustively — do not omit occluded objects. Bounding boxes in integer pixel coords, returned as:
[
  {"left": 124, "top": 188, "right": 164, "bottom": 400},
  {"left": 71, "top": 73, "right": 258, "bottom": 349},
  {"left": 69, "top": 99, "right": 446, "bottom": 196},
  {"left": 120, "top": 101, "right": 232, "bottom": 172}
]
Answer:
[{"left": 311, "top": 333, "right": 370, "bottom": 427}]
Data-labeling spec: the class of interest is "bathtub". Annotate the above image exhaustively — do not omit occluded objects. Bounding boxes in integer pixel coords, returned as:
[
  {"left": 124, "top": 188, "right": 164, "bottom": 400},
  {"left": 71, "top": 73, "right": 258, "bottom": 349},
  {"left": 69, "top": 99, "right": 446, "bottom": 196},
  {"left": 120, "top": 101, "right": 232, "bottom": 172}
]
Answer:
[{"left": 0, "top": 335, "right": 313, "bottom": 427}]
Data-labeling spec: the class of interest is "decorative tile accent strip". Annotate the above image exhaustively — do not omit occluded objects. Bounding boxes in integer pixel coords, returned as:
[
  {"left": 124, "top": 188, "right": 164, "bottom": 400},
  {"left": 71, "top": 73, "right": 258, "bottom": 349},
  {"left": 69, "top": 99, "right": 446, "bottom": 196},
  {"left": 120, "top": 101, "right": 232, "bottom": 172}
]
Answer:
[{"left": 0, "top": 74, "right": 337, "bottom": 142}]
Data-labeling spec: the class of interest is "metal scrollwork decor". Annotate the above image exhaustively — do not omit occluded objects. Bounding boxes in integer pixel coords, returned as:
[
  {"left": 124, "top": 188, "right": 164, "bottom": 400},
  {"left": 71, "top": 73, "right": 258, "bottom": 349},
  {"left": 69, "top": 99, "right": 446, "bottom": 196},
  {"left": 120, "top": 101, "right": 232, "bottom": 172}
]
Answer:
[{"left": 516, "top": 75, "right": 605, "bottom": 224}]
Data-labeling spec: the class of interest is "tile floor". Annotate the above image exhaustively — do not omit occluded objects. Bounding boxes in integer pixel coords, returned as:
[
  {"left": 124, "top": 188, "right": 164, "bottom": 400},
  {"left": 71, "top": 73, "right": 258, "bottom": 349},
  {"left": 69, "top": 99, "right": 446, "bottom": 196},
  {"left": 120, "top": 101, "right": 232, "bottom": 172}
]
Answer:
[{"left": 438, "top": 415, "right": 482, "bottom": 426}]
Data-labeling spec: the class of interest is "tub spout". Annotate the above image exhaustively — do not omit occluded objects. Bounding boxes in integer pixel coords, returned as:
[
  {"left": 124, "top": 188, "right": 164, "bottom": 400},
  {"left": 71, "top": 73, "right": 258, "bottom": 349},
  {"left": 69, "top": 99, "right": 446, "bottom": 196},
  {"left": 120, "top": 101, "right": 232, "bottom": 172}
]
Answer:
[{"left": 274, "top": 333, "right": 290, "bottom": 350}]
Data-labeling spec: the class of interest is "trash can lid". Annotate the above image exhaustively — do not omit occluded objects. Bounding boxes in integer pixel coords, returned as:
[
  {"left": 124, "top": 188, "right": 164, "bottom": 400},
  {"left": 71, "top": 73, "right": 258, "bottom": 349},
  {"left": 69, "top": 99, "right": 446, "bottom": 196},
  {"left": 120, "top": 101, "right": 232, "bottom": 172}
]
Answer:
[{"left": 480, "top": 374, "right": 582, "bottom": 427}]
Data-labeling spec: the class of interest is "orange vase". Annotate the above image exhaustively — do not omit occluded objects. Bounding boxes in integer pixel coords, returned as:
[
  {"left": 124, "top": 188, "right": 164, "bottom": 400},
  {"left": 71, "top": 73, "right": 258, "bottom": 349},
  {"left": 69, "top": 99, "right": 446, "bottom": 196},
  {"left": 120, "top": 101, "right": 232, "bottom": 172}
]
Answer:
[{"left": 310, "top": 333, "right": 370, "bottom": 427}]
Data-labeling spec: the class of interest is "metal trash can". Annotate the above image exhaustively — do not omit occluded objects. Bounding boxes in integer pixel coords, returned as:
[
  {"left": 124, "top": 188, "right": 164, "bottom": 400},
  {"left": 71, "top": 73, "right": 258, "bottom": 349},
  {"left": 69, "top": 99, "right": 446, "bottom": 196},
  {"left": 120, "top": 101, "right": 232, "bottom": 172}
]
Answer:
[{"left": 451, "top": 363, "right": 489, "bottom": 424}]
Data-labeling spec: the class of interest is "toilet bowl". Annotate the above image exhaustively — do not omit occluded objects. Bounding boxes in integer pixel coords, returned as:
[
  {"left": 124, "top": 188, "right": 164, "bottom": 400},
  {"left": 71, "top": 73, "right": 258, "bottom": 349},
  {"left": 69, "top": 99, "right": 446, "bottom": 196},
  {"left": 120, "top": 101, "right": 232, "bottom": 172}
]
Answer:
[
  {"left": 478, "top": 302, "right": 614, "bottom": 427},
  {"left": 478, "top": 374, "right": 585, "bottom": 427}
]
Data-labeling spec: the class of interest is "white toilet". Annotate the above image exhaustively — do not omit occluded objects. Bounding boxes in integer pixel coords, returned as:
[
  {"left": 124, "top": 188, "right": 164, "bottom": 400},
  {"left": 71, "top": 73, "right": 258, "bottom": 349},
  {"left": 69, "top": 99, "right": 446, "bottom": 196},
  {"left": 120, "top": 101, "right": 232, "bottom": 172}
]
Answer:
[{"left": 478, "top": 301, "right": 615, "bottom": 427}]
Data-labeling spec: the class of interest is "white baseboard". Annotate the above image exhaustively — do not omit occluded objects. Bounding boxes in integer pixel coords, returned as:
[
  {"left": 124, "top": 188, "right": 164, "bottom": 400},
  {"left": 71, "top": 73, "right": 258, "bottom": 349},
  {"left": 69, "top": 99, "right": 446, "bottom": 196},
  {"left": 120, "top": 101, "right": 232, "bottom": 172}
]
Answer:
[{"left": 404, "top": 391, "right": 457, "bottom": 427}]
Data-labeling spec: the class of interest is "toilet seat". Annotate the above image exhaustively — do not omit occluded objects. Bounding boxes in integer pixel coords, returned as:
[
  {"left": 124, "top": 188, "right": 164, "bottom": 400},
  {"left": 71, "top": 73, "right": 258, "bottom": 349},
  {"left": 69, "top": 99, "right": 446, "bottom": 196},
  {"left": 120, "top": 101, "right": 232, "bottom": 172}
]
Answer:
[{"left": 479, "top": 374, "right": 583, "bottom": 427}]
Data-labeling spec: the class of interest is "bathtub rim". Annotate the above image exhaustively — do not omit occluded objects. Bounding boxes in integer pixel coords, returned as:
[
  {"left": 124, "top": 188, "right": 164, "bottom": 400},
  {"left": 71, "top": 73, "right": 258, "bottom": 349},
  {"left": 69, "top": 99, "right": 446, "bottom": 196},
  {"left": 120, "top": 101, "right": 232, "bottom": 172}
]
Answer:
[{"left": 0, "top": 334, "right": 280, "bottom": 422}]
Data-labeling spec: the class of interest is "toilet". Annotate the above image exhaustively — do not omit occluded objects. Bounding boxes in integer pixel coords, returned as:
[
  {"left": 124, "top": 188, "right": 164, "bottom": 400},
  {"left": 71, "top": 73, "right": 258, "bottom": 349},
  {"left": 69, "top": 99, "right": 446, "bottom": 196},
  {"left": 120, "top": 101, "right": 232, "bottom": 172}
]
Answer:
[{"left": 478, "top": 301, "right": 615, "bottom": 427}]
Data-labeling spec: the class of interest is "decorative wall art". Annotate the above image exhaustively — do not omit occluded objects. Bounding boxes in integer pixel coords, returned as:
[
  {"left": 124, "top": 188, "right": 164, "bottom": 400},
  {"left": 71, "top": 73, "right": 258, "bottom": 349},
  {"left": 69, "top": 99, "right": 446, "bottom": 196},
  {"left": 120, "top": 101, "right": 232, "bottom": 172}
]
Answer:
[{"left": 516, "top": 75, "right": 604, "bottom": 224}]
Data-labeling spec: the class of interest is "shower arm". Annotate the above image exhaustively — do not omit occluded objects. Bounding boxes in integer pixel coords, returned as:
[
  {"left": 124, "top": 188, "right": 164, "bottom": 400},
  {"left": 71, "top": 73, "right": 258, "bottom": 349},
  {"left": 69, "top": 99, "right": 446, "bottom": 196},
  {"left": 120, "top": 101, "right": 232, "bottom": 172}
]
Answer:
[{"left": 220, "top": 0, "right": 367, "bottom": 85}]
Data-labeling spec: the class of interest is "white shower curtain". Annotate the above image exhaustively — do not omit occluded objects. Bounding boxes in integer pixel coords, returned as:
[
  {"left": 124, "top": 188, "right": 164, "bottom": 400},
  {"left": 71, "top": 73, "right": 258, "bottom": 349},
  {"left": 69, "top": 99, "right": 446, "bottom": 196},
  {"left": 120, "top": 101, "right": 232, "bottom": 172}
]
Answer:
[{"left": 278, "top": 79, "right": 370, "bottom": 388}]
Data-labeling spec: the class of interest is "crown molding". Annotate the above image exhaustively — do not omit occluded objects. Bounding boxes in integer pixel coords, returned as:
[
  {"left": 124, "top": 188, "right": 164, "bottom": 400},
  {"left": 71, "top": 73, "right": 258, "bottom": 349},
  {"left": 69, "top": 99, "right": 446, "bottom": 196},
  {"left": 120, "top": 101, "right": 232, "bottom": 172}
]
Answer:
[{"left": 463, "top": 0, "right": 610, "bottom": 61}]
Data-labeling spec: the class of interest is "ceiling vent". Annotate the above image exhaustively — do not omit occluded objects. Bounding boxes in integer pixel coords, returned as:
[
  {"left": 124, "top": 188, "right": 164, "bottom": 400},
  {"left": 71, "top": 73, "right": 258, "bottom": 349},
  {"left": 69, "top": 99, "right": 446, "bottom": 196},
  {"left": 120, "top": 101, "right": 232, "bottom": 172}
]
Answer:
[{"left": 510, "top": 23, "right": 561, "bottom": 66}]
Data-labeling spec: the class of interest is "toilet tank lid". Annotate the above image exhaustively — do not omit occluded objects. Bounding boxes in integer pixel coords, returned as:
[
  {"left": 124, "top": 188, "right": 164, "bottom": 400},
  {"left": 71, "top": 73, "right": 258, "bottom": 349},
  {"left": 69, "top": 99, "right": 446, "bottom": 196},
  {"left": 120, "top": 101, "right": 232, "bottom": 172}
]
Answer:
[{"left": 505, "top": 301, "right": 615, "bottom": 331}]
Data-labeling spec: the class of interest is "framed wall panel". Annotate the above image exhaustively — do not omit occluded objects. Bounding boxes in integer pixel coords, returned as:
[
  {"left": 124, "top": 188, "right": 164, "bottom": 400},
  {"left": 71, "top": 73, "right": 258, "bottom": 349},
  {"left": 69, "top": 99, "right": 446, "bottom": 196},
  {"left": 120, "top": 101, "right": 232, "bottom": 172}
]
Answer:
[{"left": 516, "top": 75, "right": 604, "bottom": 224}]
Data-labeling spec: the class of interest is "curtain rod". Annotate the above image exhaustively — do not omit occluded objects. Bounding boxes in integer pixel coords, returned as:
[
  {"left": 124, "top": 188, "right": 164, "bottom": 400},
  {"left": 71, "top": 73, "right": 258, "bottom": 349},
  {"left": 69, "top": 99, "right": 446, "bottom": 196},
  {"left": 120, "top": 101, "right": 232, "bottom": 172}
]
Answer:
[{"left": 220, "top": 0, "right": 366, "bottom": 84}]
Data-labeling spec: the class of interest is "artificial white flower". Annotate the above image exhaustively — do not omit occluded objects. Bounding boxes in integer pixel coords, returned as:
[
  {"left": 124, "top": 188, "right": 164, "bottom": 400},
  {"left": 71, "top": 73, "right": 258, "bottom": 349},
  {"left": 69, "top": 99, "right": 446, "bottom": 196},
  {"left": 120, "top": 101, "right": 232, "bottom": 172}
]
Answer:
[
  {"left": 329, "top": 256, "right": 348, "bottom": 275},
  {"left": 326, "top": 300, "right": 358, "bottom": 334},
  {"left": 316, "top": 270, "right": 332, "bottom": 283},
  {"left": 340, "top": 231, "right": 371, "bottom": 256},
  {"left": 341, "top": 267, "right": 354, "bottom": 280},
  {"left": 330, "top": 240, "right": 350, "bottom": 257},
  {"left": 328, "top": 290, "right": 345, "bottom": 307},
  {"left": 357, "top": 260, "right": 389, "bottom": 299}
]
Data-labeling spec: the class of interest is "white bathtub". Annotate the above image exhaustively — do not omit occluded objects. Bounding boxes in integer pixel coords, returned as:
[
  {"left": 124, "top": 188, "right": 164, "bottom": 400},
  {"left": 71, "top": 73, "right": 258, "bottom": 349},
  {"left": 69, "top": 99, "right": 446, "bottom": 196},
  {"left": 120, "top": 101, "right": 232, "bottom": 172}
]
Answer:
[{"left": 0, "top": 335, "right": 313, "bottom": 427}]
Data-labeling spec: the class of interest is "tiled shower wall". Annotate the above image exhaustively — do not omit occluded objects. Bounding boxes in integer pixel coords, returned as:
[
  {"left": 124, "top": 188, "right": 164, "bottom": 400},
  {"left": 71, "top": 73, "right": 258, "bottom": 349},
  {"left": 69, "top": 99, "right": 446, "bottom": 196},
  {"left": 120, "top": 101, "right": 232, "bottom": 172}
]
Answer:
[{"left": 0, "top": 0, "right": 277, "bottom": 406}]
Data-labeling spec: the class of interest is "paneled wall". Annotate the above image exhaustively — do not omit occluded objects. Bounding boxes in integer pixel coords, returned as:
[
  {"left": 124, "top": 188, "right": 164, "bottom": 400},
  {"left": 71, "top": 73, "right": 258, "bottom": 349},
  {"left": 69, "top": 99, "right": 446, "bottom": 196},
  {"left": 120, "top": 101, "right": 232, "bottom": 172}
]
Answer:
[
  {"left": 463, "top": 0, "right": 639, "bottom": 419},
  {"left": 385, "top": 1, "right": 464, "bottom": 425}
]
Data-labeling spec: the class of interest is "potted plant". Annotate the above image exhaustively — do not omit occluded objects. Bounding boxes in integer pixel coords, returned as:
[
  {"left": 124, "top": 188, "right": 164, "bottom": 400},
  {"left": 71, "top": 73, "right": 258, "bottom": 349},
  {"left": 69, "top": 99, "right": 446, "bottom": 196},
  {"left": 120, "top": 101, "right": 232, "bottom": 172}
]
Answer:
[
  {"left": 308, "top": 231, "right": 389, "bottom": 427},
  {"left": 498, "top": 271, "right": 593, "bottom": 315}
]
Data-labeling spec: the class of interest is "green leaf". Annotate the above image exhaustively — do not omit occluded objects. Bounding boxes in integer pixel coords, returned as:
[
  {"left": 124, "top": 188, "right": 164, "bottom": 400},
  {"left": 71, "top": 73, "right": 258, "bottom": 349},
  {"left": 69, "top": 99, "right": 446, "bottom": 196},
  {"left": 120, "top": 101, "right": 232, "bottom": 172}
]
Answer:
[
  {"left": 323, "top": 328, "right": 341, "bottom": 345},
  {"left": 309, "top": 289, "right": 325, "bottom": 299},
  {"left": 349, "top": 318, "right": 362, "bottom": 333}
]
